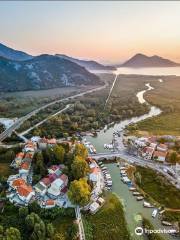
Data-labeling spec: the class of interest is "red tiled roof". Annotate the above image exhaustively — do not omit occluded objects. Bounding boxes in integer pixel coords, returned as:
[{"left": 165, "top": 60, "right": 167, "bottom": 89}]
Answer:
[
  {"left": 59, "top": 174, "right": 68, "bottom": 182},
  {"left": 20, "top": 162, "right": 30, "bottom": 170},
  {"left": 12, "top": 178, "right": 26, "bottom": 187},
  {"left": 46, "top": 199, "right": 55, "bottom": 206},
  {"left": 47, "top": 138, "right": 57, "bottom": 144},
  {"left": 158, "top": 144, "right": 168, "bottom": 149},
  {"left": 153, "top": 151, "right": 167, "bottom": 158},
  {"left": 16, "top": 152, "right": 24, "bottom": 158},
  {"left": 143, "top": 147, "right": 154, "bottom": 154},
  {"left": 41, "top": 177, "right": 51, "bottom": 186},
  {"left": 17, "top": 184, "right": 33, "bottom": 197},
  {"left": 61, "top": 186, "right": 68, "bottom": 194}
]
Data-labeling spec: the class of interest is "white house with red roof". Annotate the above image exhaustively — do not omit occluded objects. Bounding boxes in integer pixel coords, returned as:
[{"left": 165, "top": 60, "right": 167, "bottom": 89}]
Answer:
[{"left": 153, "top": 150, "right": 167, "bottom": 162}]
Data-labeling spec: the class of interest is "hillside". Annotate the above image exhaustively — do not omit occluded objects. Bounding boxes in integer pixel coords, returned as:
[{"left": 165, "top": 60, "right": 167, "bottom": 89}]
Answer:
[
  {"left": 120, "top": 53, "right": 180, "bottom": 68},
  {"left": 0, "top": 43, "right": 33, "bottom": 61},
  {"left": 56, "top": 54, "right": 116, "bottom": 71},
  {"left": 0, "top": 54, "right": 101, "bottom": 92}
]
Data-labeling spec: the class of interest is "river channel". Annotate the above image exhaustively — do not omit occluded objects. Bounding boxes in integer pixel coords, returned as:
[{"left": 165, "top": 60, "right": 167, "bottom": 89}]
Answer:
[{"left": 85, "top": 77, "right": 178, "bottom": 240}]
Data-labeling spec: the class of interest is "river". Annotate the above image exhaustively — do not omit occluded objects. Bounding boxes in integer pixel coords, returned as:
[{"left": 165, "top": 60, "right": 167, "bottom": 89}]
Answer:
[{"left": 84, "top": 76, "right": 178, "bottom": 239}]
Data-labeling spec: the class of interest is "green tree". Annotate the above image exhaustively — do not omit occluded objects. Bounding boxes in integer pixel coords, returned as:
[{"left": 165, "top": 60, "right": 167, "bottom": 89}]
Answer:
[
  {"left": 67, "top": 223, "right": 78, "bottom": 240},
  {"left": 75, "top": 144, "right": 88, "bottom": 159},
  {"left": 53, "top": 233, "right": 65, "bottom": 240},
  {"left": 46, "top": 223, "right": 55, "bottom": 239},
  {"left": 19, "top": 207, "right": 29, "bottom": 219},
  {"left": 6, "top": 227, "right": 21, "bottom": 240},
  {"left": 71, "top": 156, "right": 89, "bottom": 179},
  {"left": 68, "top": 178, "right": 91, "bottom": 206},
  {"left": 53, "top": 145, "right": 65, "bottom": 164}
]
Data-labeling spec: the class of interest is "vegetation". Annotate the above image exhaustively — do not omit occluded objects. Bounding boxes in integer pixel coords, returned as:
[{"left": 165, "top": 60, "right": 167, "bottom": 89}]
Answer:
[
  {"left": 132, "top": 75, "right": 180, "bottom": 135},
  {"left": 135, "top": 166, "right": 180, "bottom": 209},
  {"left": 83, "top": 193, "right": 130, "bottom": 240},
  {"left": 68, "top": 178, "right": 91, "bottom": 206},
  {"left": 0, "top": 201, "right": 76, "bottom": 240},
  {"left": 142, "top": 217, "right": 165, "bottom": 240},
  {"left": 162, "top": 211, "right": 180, "bottom": 225}
]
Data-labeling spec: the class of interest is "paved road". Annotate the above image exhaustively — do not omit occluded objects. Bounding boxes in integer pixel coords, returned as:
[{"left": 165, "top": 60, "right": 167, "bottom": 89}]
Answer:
[
  {"left": 0, "top": 83, "right": 108, "bottom": 142},
  {"left": 19, "top": 104, "right": 72, "bottom": 136},
  {"left": 90, "top": 151, "right": 180, "bottom": 189}
]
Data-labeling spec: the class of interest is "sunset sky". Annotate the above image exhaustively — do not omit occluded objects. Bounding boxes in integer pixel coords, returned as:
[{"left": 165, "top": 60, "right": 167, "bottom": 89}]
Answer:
[{"left": 1, "top": 1, "right": 180, "bottom": 64}]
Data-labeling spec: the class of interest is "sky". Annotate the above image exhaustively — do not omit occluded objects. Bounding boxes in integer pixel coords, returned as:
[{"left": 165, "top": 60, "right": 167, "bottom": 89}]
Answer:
[{"left": 0, "top": 1, "right": 180, "bottom": 64}]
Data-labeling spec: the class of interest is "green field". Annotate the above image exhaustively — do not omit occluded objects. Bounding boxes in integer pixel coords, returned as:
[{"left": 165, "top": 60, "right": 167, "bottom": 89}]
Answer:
[
  {"left": 83, "top": 193, "right": 130, "bottom": 240},
  {"left": 135, "top": 75, "right": 180, "bottom": 135},
  {"left": 135, "top": 166, "right": 180, "bottom": 209}
]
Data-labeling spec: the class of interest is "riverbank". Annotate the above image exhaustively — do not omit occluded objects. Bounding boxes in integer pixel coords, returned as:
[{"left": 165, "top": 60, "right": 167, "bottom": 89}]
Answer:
[{"left": 82, "top": 192, "right": 130, "bottom": 240}]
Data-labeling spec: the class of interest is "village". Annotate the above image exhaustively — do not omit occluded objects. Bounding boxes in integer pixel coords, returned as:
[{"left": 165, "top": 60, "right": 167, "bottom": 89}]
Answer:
[{"left": 5, "top": 136, "right": 107, "bottom": 215}]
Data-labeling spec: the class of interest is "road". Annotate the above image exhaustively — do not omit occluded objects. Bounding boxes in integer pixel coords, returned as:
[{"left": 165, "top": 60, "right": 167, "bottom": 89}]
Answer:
[
  {"left": 75, "top": 206, "right": 86, "bottom": 240},
  {"left": 0, "top": 83, "right": 108, "bottom": 142},
  {"left": 19, "top": 104, "right": 72, "bottom": 136},
  {"left": 90, "top": 151, "right": 180, "bottom": 189}
]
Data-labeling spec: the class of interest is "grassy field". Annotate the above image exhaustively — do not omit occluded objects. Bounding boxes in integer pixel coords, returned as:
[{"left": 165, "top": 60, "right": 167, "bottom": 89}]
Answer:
[
  {"left": 135, "top": 166, "right": 180, "bottom": 209},
  {"left": 83, "top": 193, "right": 130, "bottom": 240},
  {"left": 0, "top": 86, "right": 84, "bottom": 118},
  {"left": 134, "top": 75, "right": 180, "bottom": 135}
]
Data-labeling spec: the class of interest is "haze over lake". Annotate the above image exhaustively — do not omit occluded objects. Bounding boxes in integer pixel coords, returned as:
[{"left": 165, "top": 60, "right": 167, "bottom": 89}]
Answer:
[{"left": 114, "top": 67, "right": 180, "bottom": 76}]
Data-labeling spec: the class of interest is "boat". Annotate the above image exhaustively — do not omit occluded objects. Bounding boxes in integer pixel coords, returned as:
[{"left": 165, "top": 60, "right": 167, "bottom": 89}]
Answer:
[
  {"left": 129, "top": 187, "right": 136, "bottom": 191},
  {"left": 133, "top": 192, "right": 141, "bottom": 196},
  {"left": 136, "top": 196, "right": 144, "bottom": 201},
  {"left": 162, "top": 221, "right": 172, "bottom": 226},
  {"left": 152, "top": 209, "right": 158, "bottom": 218},
  {"left": 143, "top": 201, "right": 154, "bottom": 208}
]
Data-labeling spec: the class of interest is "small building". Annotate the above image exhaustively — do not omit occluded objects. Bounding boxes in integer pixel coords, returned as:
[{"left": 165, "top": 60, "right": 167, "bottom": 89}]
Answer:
[
  {"left": 47, "top": 178, "right": 65, "bottom": 199},
  {"left": 89, "top": 202, "right": 100, "bottom": 214},
  {"left": 34, "top": 182, "right": 47, "bottom": 196},
  {"left": 41, "top": 199, "right": 56, "bottom": 208},
  {"left": 142, "top": 147, "right": 154, "bottom": 160},
  {"left": 97, "top": 197, "right": 105, "bottom": 206},
  {"left": 153, "top": 151, "right": 167, "bottom": 162},
  {"left": 157, "top": 144, "right": 168, "bottom": 152}
]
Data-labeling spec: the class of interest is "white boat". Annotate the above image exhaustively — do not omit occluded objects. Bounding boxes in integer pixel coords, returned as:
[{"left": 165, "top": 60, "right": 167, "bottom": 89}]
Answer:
[
  {"left": 133, "top": 191, "right": 141, "bottom": 196},
  {"left": 152, "top": 209, "right": 158, "bottom": 218},
  {"left": 129, "top": 187, "right": 136, "bottom": 191},
  {"left": 136, "top": 196, "right": 144, "bottom": 201},
  {"left": 162, "top": 221, "right": 172, "bottom": 226},
  {"left": 143, "top": 201, "right": 153, "bottom": 208}
]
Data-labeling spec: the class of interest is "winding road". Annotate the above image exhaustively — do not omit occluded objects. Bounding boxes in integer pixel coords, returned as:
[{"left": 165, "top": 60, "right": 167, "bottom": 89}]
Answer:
[{"left": 0, "top": 83, "right": 108, "bottom": 142}]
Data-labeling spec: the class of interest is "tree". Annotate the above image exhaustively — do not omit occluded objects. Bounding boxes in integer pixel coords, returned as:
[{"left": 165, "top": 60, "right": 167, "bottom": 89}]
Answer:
[
  {"left": 33, "top": 152, "right": 46, "bottom": 176},
  {"left": 71, "top": 156, "right": 89, "bottom": 179},
  {"left": 53, "top": 145, "right": 65, "bottom": 164},
  {"left": 67, "top": 223, "right": 78, "bottom": 240},
  {"left": 53, "top": 233, "right": 65, "bottom": 240},
  {"left": 68, "top": 178, "right": 91, "bottom": 206},
  {"left": 75, "top": 143, "right": 88, "bottom": 159},
  {"left": 19, "top": 207, "right": 29, "bottom": 219},
  {"left": 6, "top": 227, "right": 21, "bottom": 240},
  {"left": 169, "top": 151, "right": 178, "bottom": 164},
  {"left": 46, "top": 223, "right": 55, "bottom": 239}
]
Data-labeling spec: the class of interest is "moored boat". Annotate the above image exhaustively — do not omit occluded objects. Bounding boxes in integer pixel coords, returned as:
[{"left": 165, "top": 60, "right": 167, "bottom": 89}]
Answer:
[
  {"left": 162, "top": 221, "right": 172, "bottom": 226},
  {"left": 129, "top": 187, "right": 136, "bottom": 191},
  {"left": 136, "top": 196, "right": 144, "bottom": 201},
  {"left": 143, "top": 201, "right": 154, "bottom": 208},
  {"left": 133, "top": 191, "right": 141, "bottom": 196}
]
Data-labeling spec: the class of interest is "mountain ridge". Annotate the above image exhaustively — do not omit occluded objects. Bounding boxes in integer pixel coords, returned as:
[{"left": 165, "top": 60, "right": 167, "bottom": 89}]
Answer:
[{"left": 120, "top": 53, "right": 180, "bottom": 68}]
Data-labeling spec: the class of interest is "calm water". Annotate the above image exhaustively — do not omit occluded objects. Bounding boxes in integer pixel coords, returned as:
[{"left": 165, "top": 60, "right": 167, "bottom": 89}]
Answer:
[
  {"left": 85, "top": 80, "right": 178, "bottom": 240},
  {"left": 107, "top": 164, "right": 176, "bottom": 240}
]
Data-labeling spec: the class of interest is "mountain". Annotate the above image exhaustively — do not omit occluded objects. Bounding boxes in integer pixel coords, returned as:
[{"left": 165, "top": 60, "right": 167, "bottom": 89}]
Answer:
[
  {"left": 56, "top": 54, "right": 116, "bottom": 71},
  {"left": 120, "top": 53, "right": 180, "bottom": 68},
  {"left": 0, "top": 54, "right": 102, "bottom": 92},
  {"left": 0, "top": 43, "right": 33, "bottom": 61}
]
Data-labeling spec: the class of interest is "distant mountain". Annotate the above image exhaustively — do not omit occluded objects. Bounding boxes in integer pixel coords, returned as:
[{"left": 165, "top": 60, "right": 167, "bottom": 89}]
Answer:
[
  {"left": 56, "top": 54, "right": 116, "bottom": 71},
  {"left": 0, "top": 54, "right": 102, "bottom": 92},
  {"left": 0, "top": 43, "right": 33, "bottom": 61},
  {"left": 120, "top": 53, "right": 180, "bottom": 68}
]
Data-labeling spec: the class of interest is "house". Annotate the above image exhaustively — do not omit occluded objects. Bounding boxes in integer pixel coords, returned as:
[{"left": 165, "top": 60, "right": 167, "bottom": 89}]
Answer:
[
  {"left": 11, "top": 152, "right": 25, "bottom": 168},
  {"left": 142, "top": 147, "right": 154, "bottom": 160},
  {"left": 153, "top": 151, "right": 167, "bottom": 162},
  {"left": 38, "top": 138, "right": 57, "bottom": 149},
  {"left": 47, "top": 178, "right": 64, "bottom": 199},
  {"left": 16, "top": 184, "right": 35, "bottom": 203},
  {"left": 89, "top": 167, "right": 100, "bottom": 182},
  {"left": 41, "top": 199, "right": 56, "bottom": 208},
  {"left": 24, "top": 141, "right": 37, "bottom": 152},
  {"left": 34, "top": 182, "right": 47, "bottom": 196},
  {"left": 89, "top": 202, "right": 100, "bottom": 214},
  {"left": 10, "top": 178, "right": 35, "bottom": 204},
  {"left": 157, "top": 144, "right": 168, "bottom": 152},
  {"left": 59, "top": 174, "right": 68, "bottom": 186},
  {"left": 48, "top": 165, "right": 62, "bottom": 176},
  {"left": 19, "top": 161, "right": 31, "bottom": 175}
]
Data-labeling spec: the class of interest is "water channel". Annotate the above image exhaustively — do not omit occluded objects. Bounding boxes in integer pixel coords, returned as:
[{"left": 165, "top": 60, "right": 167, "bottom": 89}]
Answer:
[{"left": 85, "top": 75, "right": 178, "bottom": 240}]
